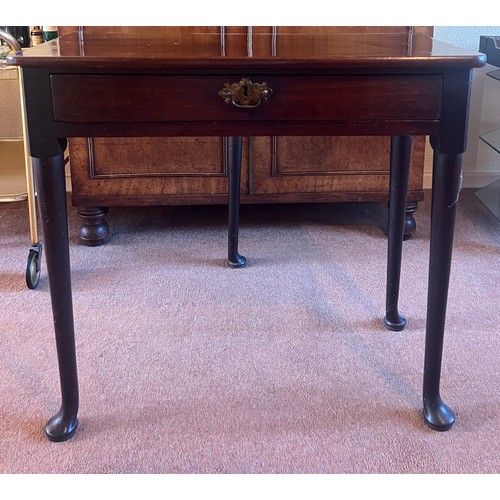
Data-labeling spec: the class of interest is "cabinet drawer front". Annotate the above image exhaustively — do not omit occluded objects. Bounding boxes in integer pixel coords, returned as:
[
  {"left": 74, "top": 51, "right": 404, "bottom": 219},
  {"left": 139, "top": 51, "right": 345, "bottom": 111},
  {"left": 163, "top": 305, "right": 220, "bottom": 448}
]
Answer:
[{"left": 51, "top": 74, "right": 442, "bottom": 123}]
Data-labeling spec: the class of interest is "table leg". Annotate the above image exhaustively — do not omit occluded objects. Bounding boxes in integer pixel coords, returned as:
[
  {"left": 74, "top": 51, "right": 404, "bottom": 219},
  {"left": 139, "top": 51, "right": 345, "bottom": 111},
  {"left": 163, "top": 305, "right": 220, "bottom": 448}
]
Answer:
[
  {"left": 384, "top": 135, "right": 412, "bottom": 331},
  {"left": 33, "top": 148, "right": 79, "bottom": 442},
  {"left": 227, "top": 136, "right": 246, "bottom": 268},
  {"left": 422, "top": 151, "right": 461, "bottom": 431}
]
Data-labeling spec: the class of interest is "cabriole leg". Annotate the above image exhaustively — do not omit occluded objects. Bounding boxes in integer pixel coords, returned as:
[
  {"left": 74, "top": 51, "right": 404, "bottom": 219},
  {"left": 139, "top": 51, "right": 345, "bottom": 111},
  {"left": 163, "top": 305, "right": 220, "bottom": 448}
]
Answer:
[
  {"left": 384, "top": 135, "right": 412, "bottom": 331},
  {"left": 33, "top": 148, "right": 79, "bottom": 442},
  {"left": 227, "top": 136, "right": 246, "bottom": 268},
  {"left": 422, "top": 151, "right": 462, "bottom": 431}
]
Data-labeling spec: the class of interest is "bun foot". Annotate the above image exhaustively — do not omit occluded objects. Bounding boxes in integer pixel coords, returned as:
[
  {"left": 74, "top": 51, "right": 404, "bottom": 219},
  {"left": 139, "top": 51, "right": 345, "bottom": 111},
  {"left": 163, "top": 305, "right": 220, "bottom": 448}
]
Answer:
[
  {"left": 44, "top": 410, "right": 78, "bottom": 442},
  {"left": 227, "top": 254, "right": 246, "bottom": 268},
  {"left": 423, "top": 397, "right": 455, "bottom": 431},
  {"left": 78, "top": 207, "right": 109, "bottom": 246}
]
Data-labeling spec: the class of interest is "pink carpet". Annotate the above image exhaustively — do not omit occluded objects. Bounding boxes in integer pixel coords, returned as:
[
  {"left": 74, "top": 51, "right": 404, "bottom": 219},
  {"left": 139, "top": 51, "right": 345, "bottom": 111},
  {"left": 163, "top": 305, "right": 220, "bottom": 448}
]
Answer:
[{"left": 0, "top": 190, "right": 498, "bottom": 473}]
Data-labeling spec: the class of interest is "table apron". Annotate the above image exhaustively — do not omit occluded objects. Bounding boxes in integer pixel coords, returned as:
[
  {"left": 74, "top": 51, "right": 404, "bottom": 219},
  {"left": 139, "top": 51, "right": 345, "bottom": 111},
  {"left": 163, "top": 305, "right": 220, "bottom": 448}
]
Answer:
[{"left": 50, "top": 74, "right": 443, "bottom": 124}]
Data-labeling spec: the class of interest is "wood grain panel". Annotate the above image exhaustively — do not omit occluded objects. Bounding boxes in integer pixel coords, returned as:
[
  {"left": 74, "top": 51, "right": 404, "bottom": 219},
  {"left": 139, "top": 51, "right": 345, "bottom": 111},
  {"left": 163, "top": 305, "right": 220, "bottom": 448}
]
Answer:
[
  {"left": 273, "top": 136, "right": 389, "bottom": 175},
  {"left": 252, "top": 135, "right": 425, "bottom": 195},
  {"left": 88, "top": 137, "right": 225, "bottom": 177},
  {"left": 69, "top": 136, "right": 249, "bottom": 201}
]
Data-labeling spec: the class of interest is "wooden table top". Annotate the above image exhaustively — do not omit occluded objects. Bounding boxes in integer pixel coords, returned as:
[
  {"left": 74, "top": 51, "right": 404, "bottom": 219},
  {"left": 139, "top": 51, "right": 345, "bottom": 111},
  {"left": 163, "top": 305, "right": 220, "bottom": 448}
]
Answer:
[{"left": 8, "top": 29, "right": 486, "bottom": 71}]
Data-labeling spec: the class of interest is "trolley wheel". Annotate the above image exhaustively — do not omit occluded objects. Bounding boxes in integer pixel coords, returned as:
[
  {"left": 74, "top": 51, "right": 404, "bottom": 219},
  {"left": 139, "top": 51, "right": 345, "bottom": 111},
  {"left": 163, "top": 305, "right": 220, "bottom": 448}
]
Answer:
[{"left": 26, "top": 244, "right": 42, "bottom": 290}]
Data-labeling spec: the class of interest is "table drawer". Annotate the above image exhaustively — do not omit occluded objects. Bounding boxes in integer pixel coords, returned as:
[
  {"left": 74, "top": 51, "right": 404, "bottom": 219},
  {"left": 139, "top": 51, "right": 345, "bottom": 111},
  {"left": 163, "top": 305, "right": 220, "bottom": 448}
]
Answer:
[{"left": 51, "top": 74, "right": 442, "bottom": 123}]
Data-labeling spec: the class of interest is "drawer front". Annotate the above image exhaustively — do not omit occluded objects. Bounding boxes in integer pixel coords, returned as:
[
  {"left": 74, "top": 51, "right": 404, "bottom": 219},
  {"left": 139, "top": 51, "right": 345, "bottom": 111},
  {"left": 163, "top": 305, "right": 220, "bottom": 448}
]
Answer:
[{"left": 51, "top": 74, "right": 442, "bottom": 123}]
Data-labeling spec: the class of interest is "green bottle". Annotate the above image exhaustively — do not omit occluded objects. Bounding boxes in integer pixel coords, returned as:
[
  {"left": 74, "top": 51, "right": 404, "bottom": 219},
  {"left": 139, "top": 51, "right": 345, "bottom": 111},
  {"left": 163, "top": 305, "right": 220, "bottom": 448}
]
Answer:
[{"left": 42, "top": 26, "right": 58, "bottom": 42}]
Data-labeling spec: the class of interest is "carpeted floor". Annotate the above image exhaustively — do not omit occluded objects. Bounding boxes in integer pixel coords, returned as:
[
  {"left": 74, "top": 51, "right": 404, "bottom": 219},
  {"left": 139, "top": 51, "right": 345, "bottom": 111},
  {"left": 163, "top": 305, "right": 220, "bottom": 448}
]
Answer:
[{"left": 0, "top": 189, "right": 498, "bottom": 473}]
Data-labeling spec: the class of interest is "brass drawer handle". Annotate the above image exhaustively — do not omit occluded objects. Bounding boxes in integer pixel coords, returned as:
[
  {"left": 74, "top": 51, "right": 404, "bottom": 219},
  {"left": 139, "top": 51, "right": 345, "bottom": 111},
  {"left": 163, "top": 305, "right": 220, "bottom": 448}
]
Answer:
[{"left": 218, "top": 78, "right": 273, "bottom": 109}]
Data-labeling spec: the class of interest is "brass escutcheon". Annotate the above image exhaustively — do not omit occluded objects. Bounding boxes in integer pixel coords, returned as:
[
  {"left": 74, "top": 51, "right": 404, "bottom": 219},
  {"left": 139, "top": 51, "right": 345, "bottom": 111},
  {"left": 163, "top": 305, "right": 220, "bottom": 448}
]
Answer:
[{"left": 218, "top": 78, "right": 273, "bottom": 109}]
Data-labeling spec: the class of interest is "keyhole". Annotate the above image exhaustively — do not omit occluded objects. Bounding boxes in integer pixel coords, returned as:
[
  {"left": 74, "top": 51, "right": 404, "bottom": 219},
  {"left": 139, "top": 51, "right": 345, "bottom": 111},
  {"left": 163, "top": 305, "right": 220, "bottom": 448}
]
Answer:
[{"left": 243, "top": 84, "right": 248, "bottom": 97}]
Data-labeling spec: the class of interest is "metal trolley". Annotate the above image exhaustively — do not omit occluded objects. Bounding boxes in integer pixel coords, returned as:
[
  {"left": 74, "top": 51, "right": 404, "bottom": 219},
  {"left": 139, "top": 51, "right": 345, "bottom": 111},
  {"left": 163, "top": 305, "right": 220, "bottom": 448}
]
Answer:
[{"left": 1, "top": 29, "right": 42, "bottom": 289}]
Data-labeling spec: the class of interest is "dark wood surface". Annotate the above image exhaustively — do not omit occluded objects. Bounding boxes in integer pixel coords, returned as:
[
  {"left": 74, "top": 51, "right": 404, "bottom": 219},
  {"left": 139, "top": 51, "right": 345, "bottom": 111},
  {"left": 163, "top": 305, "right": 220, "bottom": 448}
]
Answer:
[
  {"left": 7, "top": 28, "right": 486, "bottom": 440},
  {"left": 12, "top": 28, "right": 482, "bottom": 69}
]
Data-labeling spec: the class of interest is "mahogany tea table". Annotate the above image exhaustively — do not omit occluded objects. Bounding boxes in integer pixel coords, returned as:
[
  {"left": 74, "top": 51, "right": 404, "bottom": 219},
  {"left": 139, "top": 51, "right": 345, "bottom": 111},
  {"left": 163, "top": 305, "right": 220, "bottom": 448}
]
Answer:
[{"left": 8, "top": 29, "right": 486, "bottom": 441}]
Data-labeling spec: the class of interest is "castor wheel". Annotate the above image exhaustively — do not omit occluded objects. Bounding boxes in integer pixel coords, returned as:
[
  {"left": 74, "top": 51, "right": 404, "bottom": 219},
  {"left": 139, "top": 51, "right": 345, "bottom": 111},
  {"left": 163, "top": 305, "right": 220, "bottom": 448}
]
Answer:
[{"left": 26, "top": 243, "right": 42, "bottom": 289}]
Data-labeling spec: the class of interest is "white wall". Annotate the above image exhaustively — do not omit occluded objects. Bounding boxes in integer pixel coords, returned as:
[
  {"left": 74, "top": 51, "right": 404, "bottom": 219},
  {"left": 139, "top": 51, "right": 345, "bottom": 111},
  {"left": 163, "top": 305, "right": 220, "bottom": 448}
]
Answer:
[{"left": 425, "top": 26, "right": 500, "bottom": 188}]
